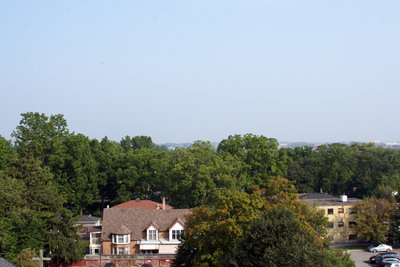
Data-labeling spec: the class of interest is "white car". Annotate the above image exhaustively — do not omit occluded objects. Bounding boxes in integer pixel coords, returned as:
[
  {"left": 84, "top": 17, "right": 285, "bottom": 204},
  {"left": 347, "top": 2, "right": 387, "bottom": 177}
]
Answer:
[
  {"left": 369, "top": 244, "right": 393, "bottom": 253},
  {"left": 383, "top": 258, "right": 400, "bottom": 266}
]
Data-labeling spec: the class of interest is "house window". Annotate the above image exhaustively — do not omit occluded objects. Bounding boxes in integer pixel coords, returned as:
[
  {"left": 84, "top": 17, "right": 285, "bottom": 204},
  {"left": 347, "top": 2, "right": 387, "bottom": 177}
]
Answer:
[
  {"left": 338, "top": 222, "right": 344, "bottom": 227},
  {"left": 112, "top": 234, "right": 130, "bottom": 244},
  {"left": 118, "top": 248, "right": 125, "bottom": 255},
  {"left": 148, "top": 229, "right": 157, "bottom": 241},
  {"left": 349, "top": 221, "right": 357, "bottom": 228},
  {"left": 327, "top": 209, "right": 334, "bottom": 215},
  {"left": 125, "top": 247, "right": 130, "bottom": 254},
  {"left": 90, "top": 232, "right": 101, "bottom": 244},
  {"left": 329, "top": 222, "right": 334, "bottom": 229},
  {"left": 172, "top": 230, "right": 184, "bottom": 240},
  {"left": 338, "top": 208, "right": 344, "bottom": 214},
  {"left": 113, "top": 247, "right": 117, "bottom": 255}
]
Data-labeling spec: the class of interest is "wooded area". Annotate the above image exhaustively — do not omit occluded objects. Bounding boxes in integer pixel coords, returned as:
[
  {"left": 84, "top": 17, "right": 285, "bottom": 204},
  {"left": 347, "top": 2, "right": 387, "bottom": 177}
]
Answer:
[{"left": 1, "top": 112, "right": 400, "bottom": 265}]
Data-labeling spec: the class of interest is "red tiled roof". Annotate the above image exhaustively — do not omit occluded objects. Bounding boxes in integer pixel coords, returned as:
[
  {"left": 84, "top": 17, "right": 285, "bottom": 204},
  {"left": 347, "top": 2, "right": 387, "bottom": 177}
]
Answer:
[{"left": 112, "top": 200, "right": 172, "bottom": 210}]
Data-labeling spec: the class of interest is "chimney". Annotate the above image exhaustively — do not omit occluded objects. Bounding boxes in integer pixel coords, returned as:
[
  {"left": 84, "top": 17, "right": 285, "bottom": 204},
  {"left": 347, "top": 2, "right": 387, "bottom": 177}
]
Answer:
[
  {"left": 107, "top": 205, "right": 109, "bottom": 208},
  {"left": 162, "top": 197, "right": 166, "bottom": 210},
  {"left": 340, "top": 194, "right": 348, "bottom": 202},
  {"left": 136, "top": 198, "right": 140, "bottom": 202},
  {"left": 320, "top": 188, "right": 323, "bottom": 194}
]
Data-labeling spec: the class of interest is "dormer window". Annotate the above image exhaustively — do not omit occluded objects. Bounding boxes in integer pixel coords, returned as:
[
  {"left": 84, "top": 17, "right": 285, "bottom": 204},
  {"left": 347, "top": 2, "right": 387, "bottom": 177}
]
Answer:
[
  {"left": 148, "top": 230, "right": 157, "bottom": 240},
  {"left": 146, "top": 225, "right": 158, "bottom": 241},
  {"left": 168, "top": 218, "right": 185, "bottom": 241},
  {"left": 172, "top": 230, "right": 184, "bottom": 240},
  {"left": 112, "top": 234, "right": 130, "bottom": 244}
]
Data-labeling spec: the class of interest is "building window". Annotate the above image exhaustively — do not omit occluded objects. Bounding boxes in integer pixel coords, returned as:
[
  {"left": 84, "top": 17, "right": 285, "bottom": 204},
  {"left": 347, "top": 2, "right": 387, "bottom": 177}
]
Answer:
[
  {"left": 338, "top": 208, "right": 344, "bottom": 214},
  {"left": 338, "top": 222, "right": 344, "bottom": 227},
  {"left": 349, "top": 209, "right": 357, "bottom": 214},
  {"left": 148, "top": 229, "right": 157, "bottom": 241},
  {"left": 125, "top": 247, "right": 130, "bottom": 254},
  {"left": 141, "top": 250, "right": 159, "bottom": 255},
  {"left": 349, "top": 234, "right": 357, "bottom": 240},
  {"left": 172, "top": 230, "right": 184, "bottom": 240},
  {"left": 349, "top": 221, "right": 357, "bottom": 228},
  {"left": 118, "top": 248, "right": 125, "bottom": 255},
  {"left": 112, "top": 234, "right": 130, "bottom": 244},
  {"left": 113, "top": 247, "right": 117, "bottom": 255},
  {"left": 329, "top": 222, "right": 334, "bottom": 229},
  {"left": 327, "top": 209, "right": 334, "bottom": 215}
]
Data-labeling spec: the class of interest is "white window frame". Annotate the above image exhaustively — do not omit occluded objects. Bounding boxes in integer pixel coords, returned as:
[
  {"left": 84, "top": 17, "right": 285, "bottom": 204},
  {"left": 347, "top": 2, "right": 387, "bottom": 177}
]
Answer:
[
  {"left": 148, "top": 229, "right": 158, "bottom": 241},
  {"left": 117, "top": 247, "right": 125, "bottom": 255},
  {"left": 172, "top": 230, "right": 184, "bottom": 240},
  {"left": 112, "top": 234, "right": 130, "bottom": 244}
]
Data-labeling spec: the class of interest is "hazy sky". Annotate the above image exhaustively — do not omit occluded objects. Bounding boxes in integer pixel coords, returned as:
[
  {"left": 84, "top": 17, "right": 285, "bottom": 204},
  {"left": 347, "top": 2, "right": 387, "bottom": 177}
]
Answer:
[{"left": 1, "top": 1, "right": 399, "bottom": 144}]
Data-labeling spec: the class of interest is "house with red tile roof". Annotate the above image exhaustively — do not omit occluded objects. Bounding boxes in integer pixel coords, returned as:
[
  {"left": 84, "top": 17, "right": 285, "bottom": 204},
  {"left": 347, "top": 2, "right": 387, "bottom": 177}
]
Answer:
[{"left": 81, "top": 199, "right": 190, "bottom": 266}]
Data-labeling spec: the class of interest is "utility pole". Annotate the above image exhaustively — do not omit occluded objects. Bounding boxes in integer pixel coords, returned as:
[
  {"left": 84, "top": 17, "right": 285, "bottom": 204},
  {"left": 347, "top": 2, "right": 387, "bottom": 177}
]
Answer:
[{"left": 32, "top": 249, "right": 51, "bottom": 267}]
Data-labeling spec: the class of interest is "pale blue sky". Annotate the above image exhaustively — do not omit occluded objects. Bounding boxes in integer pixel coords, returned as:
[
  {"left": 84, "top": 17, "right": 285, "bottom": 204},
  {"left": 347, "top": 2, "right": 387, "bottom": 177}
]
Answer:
[{"left": 1, "top": 0, "right": 399, "bottom": 144}]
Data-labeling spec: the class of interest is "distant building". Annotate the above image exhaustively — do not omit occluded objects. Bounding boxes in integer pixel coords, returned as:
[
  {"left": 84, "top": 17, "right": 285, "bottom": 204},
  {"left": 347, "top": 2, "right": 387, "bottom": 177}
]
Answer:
[
  {"left": 299, "top": 193, "right": 360, "bottom": 243},
  {"left": 76, "top": 215, "right": 101, "bottom": 227}
]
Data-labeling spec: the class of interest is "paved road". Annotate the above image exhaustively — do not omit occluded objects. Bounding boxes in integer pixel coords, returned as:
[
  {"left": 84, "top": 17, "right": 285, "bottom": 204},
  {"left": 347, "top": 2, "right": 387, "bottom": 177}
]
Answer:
[{"left": 348, "top": 249, "right": 400, "bottom": 267}]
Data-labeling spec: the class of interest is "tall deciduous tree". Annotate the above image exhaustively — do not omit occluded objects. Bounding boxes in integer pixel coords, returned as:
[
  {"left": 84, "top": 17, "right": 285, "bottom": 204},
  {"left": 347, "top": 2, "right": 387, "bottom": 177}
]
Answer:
[
  {"left": 354, "top": 197, "right": 396, "bottom": 244},
  {"left": 234, "top": 207, "right": 327, "bottom": 267},
  {"left": 218, "top": 134, "right": 287, "bottom": 187},
  {"left": 173, "top": 190, "right": 266, "bottom": 266}
]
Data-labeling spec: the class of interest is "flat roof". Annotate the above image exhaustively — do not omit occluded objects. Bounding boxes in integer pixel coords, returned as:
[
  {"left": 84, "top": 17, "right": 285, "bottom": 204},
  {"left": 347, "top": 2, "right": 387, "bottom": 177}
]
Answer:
[{"left": 298, "top": 193, "right": 360, "bottom": 206}]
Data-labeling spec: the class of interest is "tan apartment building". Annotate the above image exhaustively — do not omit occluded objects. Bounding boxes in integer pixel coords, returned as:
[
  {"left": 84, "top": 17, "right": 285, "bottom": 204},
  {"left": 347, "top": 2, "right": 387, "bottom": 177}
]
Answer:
[{"left": 299, "top": 193, "right": 360, "bottom": 243}]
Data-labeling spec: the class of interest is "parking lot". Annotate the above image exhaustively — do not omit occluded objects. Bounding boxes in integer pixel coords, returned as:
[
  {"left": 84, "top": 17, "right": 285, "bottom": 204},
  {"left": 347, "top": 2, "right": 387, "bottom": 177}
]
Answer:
[{"left": 348, "top": 249, "right": 400, "bottom": 267}]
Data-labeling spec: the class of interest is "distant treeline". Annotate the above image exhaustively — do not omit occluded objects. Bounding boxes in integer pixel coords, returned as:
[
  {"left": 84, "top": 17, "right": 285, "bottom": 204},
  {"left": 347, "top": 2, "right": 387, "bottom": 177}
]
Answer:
[{"left": 1, "top": 112, "right": 400, "bottom": 216}]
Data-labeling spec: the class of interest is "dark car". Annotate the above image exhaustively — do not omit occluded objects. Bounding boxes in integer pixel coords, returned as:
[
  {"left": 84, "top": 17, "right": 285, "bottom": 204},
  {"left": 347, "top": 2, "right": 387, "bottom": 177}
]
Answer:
[{"left": 370, "top": 252, "right": 399, "bottom": 264}]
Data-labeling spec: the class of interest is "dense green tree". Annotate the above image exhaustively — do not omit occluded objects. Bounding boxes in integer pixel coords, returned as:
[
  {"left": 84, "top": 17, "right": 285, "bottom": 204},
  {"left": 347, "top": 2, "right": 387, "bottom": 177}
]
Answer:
[
  {"left": 114, "top": 147, "right": 172, "bottom": 204},
  {"left": 168, "top": 141, "right": 244, "bottom": 208},
  {"left": 0, "top": 135, "right": 12, "bottom": 170},
  {"left": 354, "top": 197, "right": 396, "bottom": 244},
  {"left": 62, "top": 133, "right": 100, "bottom": 214},
  {"left": 91, "top": 137, "right": 122, "bottom": 210},
  {"left": 0, "top": 154, "right": 81, "bottom": 264},
  {"left": 120, "top": 135, "right": 154, "bottom": 151},
  {"left": 234, "top": 207, "right": 327, "bottom": 267},
  {"left": 12, "top": 112, "right": 69, "bottom": 165},
  {"left": 173, "top": 190, "right": 266, "bottom": 266},
  {"left": 218, "top": 134, "right": 287, "bottom": 187},
  {"left": 46, "top": 208, "right": 83, "bottom": 264}
]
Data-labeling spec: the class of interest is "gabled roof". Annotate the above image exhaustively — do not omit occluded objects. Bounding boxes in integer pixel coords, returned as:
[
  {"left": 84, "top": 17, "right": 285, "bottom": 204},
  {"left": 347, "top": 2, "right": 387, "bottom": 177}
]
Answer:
[
  {"left": 145, "top": 221, "right": 160, "bottom": 231},
  {"left": 115, "top": 224, "right": 131, "bottom": 234},
  {"left": 112, "top": 200, "right": 172, "bottom": 210},
  {"left": 168, "top": 217, "right": 185, "bottom": 230},
  {"left": 102, "top": 208, "right": 191, "bottom": 241}
]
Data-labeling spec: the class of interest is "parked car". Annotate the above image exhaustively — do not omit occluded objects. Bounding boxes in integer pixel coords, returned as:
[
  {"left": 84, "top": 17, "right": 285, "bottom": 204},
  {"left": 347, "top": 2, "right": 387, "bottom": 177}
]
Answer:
[
  {"left": 370, "top": 252, "right": 399, "bottom": 264},
  {"left": 385, "top": 262, "right": 400, "bottom": 267},
  {"left": 369, "top": 244, "right": 393, "bottom": 252},
  {"left": 377, "top": 257, "right": 400, "bottom": 267}
]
